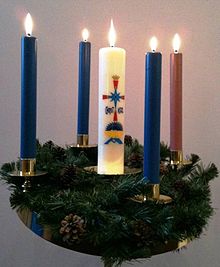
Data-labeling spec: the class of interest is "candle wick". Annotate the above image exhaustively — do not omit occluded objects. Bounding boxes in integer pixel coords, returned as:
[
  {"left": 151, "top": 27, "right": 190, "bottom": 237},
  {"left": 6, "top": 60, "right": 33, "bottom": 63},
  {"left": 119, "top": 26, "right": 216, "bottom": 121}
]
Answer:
[
  {"left": 27, "top": 33, "right": 31, "bottom": 37},
  {"left": 174, "top": 49, "right": 178, "bottom": 53},
  {"left": 152, "top": 49, "right": 155, "bottom": 53}
]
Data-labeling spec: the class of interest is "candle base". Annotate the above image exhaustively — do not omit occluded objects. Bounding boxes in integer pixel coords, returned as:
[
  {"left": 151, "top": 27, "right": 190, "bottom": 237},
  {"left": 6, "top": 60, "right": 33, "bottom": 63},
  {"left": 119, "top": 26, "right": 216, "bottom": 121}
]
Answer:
[
  {"left": 70, "top": 134, "right": 97, "bottom": 148},
  {"left": 70, "top": 143, "right": 97, "bottom": 148},
  {"left": 20, "top": 158, "right": 36, "bottom": 176},
  {"left": 131, "top": 184, "right": 172, "bottom": 204},
  {"left": 84, "top": 165, "right": 141, "bottom": 176},
  {"left": 68, "top": 143, "right": 98, "bottom": 166},
  {"left": 77, "top": 134, "right": 89, "bottom": 146},
  {"left": 9, "top": 159, "right": 47, "bottom": 192},
  {"left": 170, "top": 150, "right": 192, "bottom": 166}
]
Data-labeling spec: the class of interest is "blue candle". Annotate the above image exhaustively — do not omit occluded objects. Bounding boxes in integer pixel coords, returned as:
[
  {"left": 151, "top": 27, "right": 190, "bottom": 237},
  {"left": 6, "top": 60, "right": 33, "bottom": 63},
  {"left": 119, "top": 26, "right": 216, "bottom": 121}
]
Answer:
[
  {"left": 77, "top": 28, "right": 91, "bottom": 136},
  {"left": 144, "top": 37, "right": 162, "bottom": 184},
  {"left": 20, "top": 13, "right": 37, "bottom": 159}
]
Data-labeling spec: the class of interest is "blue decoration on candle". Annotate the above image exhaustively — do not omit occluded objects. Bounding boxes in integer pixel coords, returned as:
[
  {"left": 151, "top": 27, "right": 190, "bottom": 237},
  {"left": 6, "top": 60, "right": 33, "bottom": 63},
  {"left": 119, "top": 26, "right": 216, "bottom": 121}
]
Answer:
[
  {"left": 77, "top": 41, "right": 91, "bottom": 135},
  {"left": 20, "top": 36, "right": 37, "bottom": 159},
  {"left": 143, "top": 52, "right": 162, "bottom": 184}
]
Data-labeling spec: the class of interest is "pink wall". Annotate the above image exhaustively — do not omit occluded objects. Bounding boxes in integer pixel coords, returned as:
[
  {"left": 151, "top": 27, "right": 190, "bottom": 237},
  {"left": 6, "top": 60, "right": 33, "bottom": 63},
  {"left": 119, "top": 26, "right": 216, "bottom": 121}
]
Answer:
[{"left": 0, "top": 0, "right": 220, "bottom": 167}]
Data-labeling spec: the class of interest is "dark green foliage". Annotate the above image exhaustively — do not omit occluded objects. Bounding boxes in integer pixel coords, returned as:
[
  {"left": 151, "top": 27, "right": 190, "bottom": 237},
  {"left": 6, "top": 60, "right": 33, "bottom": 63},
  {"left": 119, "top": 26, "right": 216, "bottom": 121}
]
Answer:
[
  {"left": 160, "top": 142, "right": 170, "bottom": 160},
  {"left": 124, "top": 137, "right": 143, "bottom": 168},
  {"left": 0, "top": 139, "right": 218, "bottom": 267},
  {"left": 1, "top": 162, "right": 16, "bottom": 173}
]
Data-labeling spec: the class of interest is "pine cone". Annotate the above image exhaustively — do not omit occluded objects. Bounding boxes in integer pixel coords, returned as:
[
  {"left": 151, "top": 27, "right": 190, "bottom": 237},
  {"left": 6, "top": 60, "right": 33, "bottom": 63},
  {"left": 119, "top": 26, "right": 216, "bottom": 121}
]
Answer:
[
  {"left": 128, "top": 153, "right": 143, "bottom": 168},
  {"left": 59, "top": 213, "right": 86, "bottom": 245},
  {"left": 124, "top": 135, "right": 133, "bottom": 146},
  {"left": 160, "top": 162, "right": 169, "bottom": 175},
  {"left": 60, "top": 165, "right": 77, "bottom": 188},
  {"left": 174, "top": 180, "right": 191, "bottom": 199},
  {"left": 132, "top": 220, "right": 154, "bottom": 247},
  {"left": 174, "top": 180, "right": 187, "bottom": 191}
]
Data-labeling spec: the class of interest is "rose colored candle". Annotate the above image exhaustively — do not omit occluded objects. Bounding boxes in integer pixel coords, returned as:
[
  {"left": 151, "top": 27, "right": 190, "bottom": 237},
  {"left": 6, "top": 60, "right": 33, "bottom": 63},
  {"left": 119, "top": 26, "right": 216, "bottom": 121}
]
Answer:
[{"left": 170, "top": 33, "right": 182, "bottom": 152}]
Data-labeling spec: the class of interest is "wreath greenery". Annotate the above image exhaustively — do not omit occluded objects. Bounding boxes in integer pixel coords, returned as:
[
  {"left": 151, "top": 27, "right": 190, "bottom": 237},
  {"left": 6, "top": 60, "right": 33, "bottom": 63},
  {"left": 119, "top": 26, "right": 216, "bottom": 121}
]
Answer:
[{"left": 0, "top": 136, "right": 218, "bottom": 267}]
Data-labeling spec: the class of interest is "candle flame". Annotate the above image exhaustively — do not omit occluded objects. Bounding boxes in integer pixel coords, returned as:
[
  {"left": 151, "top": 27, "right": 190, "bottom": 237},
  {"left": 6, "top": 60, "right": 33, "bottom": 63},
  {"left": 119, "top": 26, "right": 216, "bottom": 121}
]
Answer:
[
  {"left": 173, "top": 33, "right": 181, "bottom": 53},
  {"left": 25, "top": 13, "right": 33, "bottom": 36},
  {"left": 150, "top": 36, "right": 158, "bottom": 52},
  {"left": 108, "top": 19, "right": 116, "bottom": 47},
  {"left": 82, "top": 28, "right": 89, "bottom": 42}
]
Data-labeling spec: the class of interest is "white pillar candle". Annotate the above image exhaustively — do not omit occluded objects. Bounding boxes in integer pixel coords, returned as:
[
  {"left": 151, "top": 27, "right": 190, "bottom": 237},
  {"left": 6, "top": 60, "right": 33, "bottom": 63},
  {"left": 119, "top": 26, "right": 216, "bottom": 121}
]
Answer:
[{"left": 98, "top": 20, "right": 126, "bottom": 174}]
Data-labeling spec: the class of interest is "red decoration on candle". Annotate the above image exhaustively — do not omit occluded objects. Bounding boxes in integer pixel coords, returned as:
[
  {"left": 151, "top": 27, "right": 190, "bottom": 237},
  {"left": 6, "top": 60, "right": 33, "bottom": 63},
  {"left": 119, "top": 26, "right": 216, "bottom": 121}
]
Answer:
[
  {"left": 113, "top": 110, "right": 118, "bottom": 121},
  {"left": 113, "top": 79, "right": 119, "bottom": 89}
]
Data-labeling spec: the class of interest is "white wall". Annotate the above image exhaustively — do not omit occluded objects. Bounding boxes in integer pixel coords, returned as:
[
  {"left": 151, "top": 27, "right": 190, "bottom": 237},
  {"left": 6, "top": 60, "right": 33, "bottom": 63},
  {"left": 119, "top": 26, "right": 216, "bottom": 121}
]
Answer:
[{"left": 0, "top": 0, "right": 220, "bottom": 266}]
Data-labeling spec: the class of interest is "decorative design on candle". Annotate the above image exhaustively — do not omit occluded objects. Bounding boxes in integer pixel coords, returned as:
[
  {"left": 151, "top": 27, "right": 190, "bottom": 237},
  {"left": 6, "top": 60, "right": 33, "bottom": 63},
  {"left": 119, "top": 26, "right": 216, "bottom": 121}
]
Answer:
[
  {"left": 98, "top": 20, "right": 126, "bottom": 175},
  {"left": 104, "top": 122, "right": 123, "bottom": 144},
  {"left": 170, "top": 33, "right": 183, "bottom": 164},
  {"left": 77, "top": 28, "right": 91, "bottom": 146},
  {"left": 103, "top": 75, "right": 124, "bottom": 145}
]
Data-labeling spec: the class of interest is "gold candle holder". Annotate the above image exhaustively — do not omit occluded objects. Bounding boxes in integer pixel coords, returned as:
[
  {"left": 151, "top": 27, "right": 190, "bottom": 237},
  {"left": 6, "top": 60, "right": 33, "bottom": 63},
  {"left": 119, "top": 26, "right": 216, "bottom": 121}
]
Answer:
[
  {"left": 70, "top": 134, "right": 97, "bottom": 149},
  {"left": 148, "top": 184, "right": 172, "bottom": 203},
  {"left": 69, "top": 134, "right": 98, "bottom": 167},
  {"left": 77, "top": 134, "right": 89, "bottom": 146},
  {"left": 84, "top": 165, "right": 142, "bottom": 175},
  {"left": 170, "top": 150, "right": 192, "bottom": 166},
  {"left": 132, "top": 184, "right": 172, "bottom": 204},
  {"left": 20, "top": 158, "right": 36, "bottom": 176},
  {"left": 10, "top": 158, "right": 47, "bottom": 192}
]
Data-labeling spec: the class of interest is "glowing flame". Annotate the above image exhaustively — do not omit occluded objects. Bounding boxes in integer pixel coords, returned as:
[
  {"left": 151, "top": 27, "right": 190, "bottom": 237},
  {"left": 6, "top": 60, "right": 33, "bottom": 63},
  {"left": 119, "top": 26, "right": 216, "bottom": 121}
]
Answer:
[
  {"left": 172, "top": 33, "right": 181, "bottom": 53},
  {"left": 25, "top": 13, "right": 33, "bottom": 36},
  {"left": 108, "top": 19, "right": 116, "bottom": 47},
  {"left": 150, "top": 36, "right": 158, "bottom": 52},
  {"left": 82, "top": 28, "right": 89, "bottom": 42}
]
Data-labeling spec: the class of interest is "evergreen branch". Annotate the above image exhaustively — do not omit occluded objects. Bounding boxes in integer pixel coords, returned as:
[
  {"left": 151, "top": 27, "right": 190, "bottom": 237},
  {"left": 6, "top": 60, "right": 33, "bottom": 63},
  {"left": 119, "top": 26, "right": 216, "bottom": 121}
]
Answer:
[{"left": 0, "top": 138, "right": 218, "bottom": 267}]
